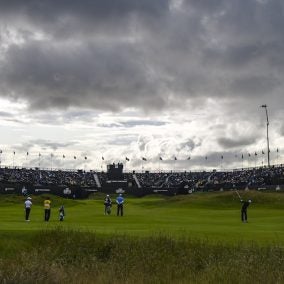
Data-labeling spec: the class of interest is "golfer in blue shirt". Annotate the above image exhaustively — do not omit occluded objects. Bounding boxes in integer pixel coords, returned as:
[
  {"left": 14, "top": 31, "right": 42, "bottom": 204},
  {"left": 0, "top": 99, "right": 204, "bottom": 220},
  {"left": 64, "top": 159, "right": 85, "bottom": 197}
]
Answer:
[{"left": 116, "top": 194, "right": 124, "bottom": 216}]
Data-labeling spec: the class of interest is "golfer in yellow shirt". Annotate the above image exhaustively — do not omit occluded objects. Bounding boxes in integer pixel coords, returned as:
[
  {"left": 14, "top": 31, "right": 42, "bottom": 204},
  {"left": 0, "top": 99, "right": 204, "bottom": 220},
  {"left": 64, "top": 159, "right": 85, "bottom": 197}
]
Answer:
[{"left": 44, "top": 197, "right": 51, "bottom": 221}]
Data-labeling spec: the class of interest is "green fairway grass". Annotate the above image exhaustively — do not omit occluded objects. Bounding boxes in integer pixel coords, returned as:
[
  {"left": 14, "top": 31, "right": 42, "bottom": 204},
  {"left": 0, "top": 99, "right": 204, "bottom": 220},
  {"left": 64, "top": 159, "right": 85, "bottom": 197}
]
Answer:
[
  {"left": 1, "top": 191, "right": 284, "bottom": 245},
  {"left": 0, "top": 191, "right": 284, "bottom": 283}
]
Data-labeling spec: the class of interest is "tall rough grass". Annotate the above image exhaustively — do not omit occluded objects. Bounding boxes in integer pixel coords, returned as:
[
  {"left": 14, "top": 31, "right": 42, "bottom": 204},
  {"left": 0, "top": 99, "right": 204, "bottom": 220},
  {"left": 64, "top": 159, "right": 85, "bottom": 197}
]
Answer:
[{"left": 0, "top": 228, "right": 283, "bottom": 284}]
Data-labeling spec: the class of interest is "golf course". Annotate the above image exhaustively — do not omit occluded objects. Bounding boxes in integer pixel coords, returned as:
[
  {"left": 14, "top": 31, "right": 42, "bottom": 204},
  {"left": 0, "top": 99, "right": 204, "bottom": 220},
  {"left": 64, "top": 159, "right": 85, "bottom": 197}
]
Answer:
[{"left": 1, "top": 191, "right": 284, "bottom": 283}]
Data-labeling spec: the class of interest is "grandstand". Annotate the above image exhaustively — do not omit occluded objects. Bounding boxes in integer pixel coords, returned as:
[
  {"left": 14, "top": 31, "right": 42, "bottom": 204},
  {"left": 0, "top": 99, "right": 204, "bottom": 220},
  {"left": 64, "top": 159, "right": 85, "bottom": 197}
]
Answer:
[{"left": 0, "top": 163, "right": 283, "bottom": 197}]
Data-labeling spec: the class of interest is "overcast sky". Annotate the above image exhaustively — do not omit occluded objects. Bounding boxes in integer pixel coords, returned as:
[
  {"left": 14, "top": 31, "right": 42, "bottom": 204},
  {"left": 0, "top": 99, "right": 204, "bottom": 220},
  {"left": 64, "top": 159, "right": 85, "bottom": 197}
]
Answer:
[{"left": 0, "top": 0, "right": 283, "bottom": 172}]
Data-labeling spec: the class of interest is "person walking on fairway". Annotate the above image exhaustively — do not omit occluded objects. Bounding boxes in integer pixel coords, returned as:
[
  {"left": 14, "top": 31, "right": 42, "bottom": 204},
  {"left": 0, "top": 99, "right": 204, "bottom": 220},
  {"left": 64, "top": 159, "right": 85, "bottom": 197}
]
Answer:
[
  {"left": 116, "top": 193, "right": 124, "bottom": 216},
  {"left": 24, "top": 197, "right": 32, "bottom": 221},
  {"left": 44, "top": 197, "right": 51, "bottom": 221},
  {"left": 104, "top": 194, "right": 112, "bottom": 215},
  {"left": 241, "top": 199, "right": 252, "bottom": 223},
  {"left": 59, "top": 205, "right": 65, "bottom": 221}
]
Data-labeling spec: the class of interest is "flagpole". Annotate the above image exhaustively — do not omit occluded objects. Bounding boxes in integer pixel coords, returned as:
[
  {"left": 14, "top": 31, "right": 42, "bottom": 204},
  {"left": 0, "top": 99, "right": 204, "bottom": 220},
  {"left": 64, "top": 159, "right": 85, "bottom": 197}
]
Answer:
[
  {"left": 38, "top": 153, "right": 41, "bottom": 169},
  {"left": 255, "top": 155, "right": 256, "bottom": 168},
  {"left": 159, "top": 157, "right": 162, "bottom": 173},
  {"left": 84, "top": 156, "right": 87, "bottom": 172},
  {"left": 261, "top": 104, "right": 270, "bottom": 167},
  {"left": 247, "top": 154, "right": 250, "bottom": 169},
  {"left": 254, "top": 153, "right": 257, "bottom": 168},
  {"left": 38, "top": 153, "right": 41, "bottom": 180},
  {"left": 50, "top": 153, "right": 53, "bottom": 171},
  {"left": 101, "top": 156, "right": 104, "bottom": 171},
  {"left": 62, "top": 154, "right": 65, "bottom": 170}
]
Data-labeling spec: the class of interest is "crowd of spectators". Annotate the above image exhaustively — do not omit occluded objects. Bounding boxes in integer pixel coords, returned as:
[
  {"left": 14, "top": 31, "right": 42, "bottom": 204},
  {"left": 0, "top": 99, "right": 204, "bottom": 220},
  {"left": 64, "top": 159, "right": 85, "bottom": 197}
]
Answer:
[
  {"left": 0, "top": 165, "right": 283, "bottom": 190},
  {"left": 0, "top": 168, "right": 97, "bottom": 187},
  {"left": 135, "top": 166, "right": 284, "bottom": 191}
]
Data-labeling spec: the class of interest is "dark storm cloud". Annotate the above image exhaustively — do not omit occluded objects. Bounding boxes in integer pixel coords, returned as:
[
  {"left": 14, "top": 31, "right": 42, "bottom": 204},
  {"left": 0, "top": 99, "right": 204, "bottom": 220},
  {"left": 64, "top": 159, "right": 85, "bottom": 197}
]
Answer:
[
  {"left": 30, "top": 110, "right": 98, "bottom": 125},
  {"left": 0, "top": 0, "right": 170, "bottom": 41},
  {"left": 13, "top": 142, "right": 35, "bottom": 152},
  {"left": 108, "top": 137, "right": 136, "bottom": 146},
  {"left": 97, "top": 123, "right": 121, "bottom": 128},
  {"left": 0, "top": 111, "right": 23, "bottom": 123},
  {"left": 0, "top": 0, "right": 169, "bottom": 20},
  {"left": 176, "top": 139, "right": 198, "bottom": 153},
  {"left": 281, "top": 124, "right": 284, "bottom": 136},
  {"left": 120, "top": 120, "right": 167, "bottom": 127},
  {"left": 0, "top": 40, "right": 165, "bottom": 111},
  {"left": 189, "top": 151, "right": 245, "bottom": 169},
  {"left": 0, "top": 111, "right": 12, "bottom": 117},
  {"left": 217, "top": 137, "right": 257, "bottom": 149},
  {"left": 0, "top": 0, "right": 284, "bottom": 112},
  {"left": 29, "top": 139, "right": 77, "bottom": 150},
  {"left": 98, "top": 120, "right": 167, "bottom": 128}
]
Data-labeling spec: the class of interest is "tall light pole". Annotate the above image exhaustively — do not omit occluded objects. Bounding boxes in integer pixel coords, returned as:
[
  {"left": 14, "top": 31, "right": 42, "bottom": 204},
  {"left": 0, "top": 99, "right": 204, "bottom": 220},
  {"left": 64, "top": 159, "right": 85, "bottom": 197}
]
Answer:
[{"left": 261, "top": 104, "right": 270, "bottom": 167}]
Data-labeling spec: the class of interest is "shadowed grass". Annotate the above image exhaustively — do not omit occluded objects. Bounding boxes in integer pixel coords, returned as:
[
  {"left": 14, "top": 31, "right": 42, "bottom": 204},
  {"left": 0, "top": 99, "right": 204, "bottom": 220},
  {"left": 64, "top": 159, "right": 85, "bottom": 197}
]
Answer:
[{"left": 0, "top": 228, "right": 283, "bottom": 283}]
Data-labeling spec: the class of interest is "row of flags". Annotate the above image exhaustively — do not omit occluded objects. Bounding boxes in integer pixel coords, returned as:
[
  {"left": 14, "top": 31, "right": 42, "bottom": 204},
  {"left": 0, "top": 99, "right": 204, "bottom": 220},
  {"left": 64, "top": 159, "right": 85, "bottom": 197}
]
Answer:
[
  {"left": 144, "top": 157, "right": 182, "bottom": 161},
  {"left": 0, "top": 149, "right": 281, "bottom": 162},
  {"left": 128, "top": 150, "right": 280, "bottom": 161},
  {"left": 0, "top": 151, "right": 89, "bottom": 160},
  {"left": 49, "top": 154, "right": 88, "bottom": 160}
]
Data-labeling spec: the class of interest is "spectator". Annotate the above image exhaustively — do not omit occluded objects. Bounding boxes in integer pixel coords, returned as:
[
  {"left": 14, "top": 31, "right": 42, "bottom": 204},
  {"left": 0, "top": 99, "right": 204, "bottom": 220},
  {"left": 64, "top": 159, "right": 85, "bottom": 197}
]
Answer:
[
  {"left": 24, "top": 197, "right": 32, "bottom": 221},
  {"left": 104, "top": 194, "right": 112, "bottom": 215},
  {"left": 59, "top": 205, "right": 65, "bottom": 221},
  {"left": 116, "top": 193, "right": 124, "bottom": 216},
  {"left": 22, "top": 186, "right": 28, "bottom": 196},
  {"left": 44, "top": 197, "right": 51, "bottom": 221}
]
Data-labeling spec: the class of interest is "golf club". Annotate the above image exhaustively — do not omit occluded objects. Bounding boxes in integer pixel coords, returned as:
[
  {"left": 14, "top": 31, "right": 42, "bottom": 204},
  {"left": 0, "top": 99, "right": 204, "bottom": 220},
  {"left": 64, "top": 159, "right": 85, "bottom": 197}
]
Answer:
[{"left": 235, "top": 189, "right": 242, "bottom": 200}]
